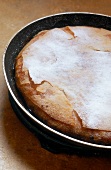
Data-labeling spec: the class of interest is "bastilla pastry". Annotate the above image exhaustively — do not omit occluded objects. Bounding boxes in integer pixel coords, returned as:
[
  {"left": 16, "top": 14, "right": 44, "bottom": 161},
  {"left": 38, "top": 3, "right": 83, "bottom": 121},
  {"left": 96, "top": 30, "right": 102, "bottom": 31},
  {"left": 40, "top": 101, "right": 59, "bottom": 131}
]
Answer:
[{"left": 15, "top": 26, "right": 111, "bottom": 145}]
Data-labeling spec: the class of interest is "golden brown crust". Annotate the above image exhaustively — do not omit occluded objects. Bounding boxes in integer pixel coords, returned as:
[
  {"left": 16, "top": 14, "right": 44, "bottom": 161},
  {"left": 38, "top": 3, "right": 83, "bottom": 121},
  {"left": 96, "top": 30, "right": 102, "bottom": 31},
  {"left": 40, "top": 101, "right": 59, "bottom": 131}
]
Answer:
[{"left": 15, "top": 27, "right": 111, "bottom": 145}]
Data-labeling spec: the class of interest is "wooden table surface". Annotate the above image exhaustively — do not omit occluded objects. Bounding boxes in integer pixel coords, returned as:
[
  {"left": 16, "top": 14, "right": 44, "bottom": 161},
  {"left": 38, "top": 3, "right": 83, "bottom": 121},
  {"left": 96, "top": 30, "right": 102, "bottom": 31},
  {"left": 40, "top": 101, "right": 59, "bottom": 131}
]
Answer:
[{"left": 1, "top": 0, "right": 111, "bottom": 169}]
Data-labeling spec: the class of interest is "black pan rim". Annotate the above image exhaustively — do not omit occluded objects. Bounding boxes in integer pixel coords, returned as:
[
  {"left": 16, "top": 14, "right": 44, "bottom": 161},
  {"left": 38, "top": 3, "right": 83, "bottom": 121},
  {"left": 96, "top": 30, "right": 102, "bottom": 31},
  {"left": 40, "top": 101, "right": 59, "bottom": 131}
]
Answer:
[{"left": 3, "top": 12, "right": 111, "bottom": 149}]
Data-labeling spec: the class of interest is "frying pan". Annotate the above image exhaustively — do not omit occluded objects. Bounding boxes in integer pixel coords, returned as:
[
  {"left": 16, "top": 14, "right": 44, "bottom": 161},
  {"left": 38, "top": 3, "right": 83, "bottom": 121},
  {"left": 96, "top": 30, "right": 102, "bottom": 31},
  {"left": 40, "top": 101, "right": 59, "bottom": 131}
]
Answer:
[{"left": 3, "top": 12, "right": 111, "bottom": 153}]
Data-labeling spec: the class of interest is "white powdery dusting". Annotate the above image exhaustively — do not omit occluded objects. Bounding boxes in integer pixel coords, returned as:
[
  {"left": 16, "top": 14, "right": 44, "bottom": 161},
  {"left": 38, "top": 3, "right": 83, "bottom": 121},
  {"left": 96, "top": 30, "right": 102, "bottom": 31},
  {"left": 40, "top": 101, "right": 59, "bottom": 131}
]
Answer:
[
  {"left": 75, "top": 52, "right": 111, "bottom": 130},
  {"left": 23, "top": 26, "right": 111, "bottom": 131}
]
